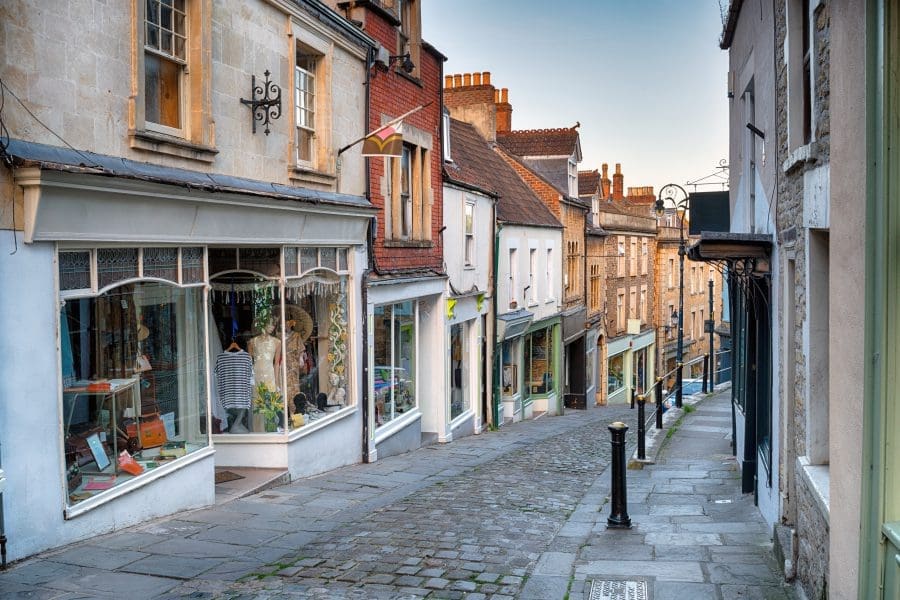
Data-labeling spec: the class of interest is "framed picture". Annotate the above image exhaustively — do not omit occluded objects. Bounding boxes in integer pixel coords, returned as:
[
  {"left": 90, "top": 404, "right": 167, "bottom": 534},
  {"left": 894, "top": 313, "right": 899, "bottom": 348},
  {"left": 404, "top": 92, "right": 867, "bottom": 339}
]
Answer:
[{"left": 85, "top": 433, "right": 111, "bottom": 471}]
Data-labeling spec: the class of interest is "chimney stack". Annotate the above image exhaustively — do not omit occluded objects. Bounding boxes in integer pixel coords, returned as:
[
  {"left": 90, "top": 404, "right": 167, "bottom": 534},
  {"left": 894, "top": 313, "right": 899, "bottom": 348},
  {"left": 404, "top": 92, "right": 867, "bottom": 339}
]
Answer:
[
  {"left": 496, "top": 87, "right": 512, "bottom": 133},
  {"left": 443, "top": 71, "right": 501, "bottom": 142},
  {"left": 612, "top": 163, "right": 624, "bottom": 200},
  {"left": 601, "top": 163, "right": 611, "bottom": 199}
]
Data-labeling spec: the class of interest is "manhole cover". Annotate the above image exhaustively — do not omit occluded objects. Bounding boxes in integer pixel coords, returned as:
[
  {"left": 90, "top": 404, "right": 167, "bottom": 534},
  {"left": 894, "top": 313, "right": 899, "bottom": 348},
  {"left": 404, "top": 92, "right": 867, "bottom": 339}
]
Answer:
[{"left": 589, "top": 579, "right": 649, "bottom": 600}]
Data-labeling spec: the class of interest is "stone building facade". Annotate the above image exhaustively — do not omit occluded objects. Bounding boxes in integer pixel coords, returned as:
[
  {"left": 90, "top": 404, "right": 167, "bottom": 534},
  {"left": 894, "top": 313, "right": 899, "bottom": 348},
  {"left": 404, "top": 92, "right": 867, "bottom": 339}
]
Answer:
[{"left": 772, "top": 1, "right": 831, "bottom": 598}]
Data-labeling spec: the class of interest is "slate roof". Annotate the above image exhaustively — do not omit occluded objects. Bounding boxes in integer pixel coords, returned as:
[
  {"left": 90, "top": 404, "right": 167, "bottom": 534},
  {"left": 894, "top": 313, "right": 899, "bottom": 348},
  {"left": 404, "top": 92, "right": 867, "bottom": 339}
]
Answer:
[
  {"left": 496, "top": 127, "right": 579, "bottom": 158},
  {"left": 578, "top": 169, "right": 600, "bottom": 197},
  {"left": 443, "top": 119, "right": 562, "bottom": 229}
]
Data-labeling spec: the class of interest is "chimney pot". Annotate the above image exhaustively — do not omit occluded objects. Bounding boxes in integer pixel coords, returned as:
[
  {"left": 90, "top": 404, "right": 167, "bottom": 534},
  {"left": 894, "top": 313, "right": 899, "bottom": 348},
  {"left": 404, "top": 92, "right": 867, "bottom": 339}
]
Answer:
[
  {"left": 615, "top": 163, "right": 622, "bottom": 175},
  {"left": 473, "top": 72, "right": 482, "bottom": 85},
  {"left": 501, "top": 88, "right": 508, "bottom": 103},
  {"left": 494, "top": 89, "right": 500, "bottom": 103},
  {"left": 444, "top": 75, "right": 453, "bottom": 88},
  {"left": 483, "top": 71, "right": 491, "bottom": 85},
  {"left": 453, "top": 74, "right": 462, "bottom": 87},
  {"left": 602, "top": 163, "right": 608, "bottom": 177},
  {"left": 463, "top": 73, "right": 472, "bottom": 86}
]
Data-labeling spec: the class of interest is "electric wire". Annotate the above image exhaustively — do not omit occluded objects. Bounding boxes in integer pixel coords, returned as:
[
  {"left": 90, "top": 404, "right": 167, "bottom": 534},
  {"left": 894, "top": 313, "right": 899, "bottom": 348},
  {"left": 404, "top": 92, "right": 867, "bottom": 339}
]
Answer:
[{"left": 0, "top": 77, "right": 103, "bottom": 171}]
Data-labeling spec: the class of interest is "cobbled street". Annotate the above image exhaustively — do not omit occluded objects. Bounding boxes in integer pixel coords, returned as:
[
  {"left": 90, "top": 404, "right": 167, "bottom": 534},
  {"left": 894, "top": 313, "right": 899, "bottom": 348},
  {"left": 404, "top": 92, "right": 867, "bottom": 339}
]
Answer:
[{"left": 170, "top": 403, "right": 636, "bottom": 599}]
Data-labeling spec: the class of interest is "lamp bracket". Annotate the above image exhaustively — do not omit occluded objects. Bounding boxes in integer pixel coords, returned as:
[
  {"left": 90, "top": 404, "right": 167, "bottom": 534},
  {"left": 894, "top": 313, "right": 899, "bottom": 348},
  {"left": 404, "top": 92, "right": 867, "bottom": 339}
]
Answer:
[{"left": 240, "top": 71, "right": 282, "bottom": 136}]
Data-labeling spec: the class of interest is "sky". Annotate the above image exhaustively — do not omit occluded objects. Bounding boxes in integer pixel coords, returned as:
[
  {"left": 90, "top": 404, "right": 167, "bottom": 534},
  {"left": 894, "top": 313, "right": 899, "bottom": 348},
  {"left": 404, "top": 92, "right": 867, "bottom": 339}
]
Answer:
[{"left": 422, "top": 0, "right": 730, "bottom": 196}]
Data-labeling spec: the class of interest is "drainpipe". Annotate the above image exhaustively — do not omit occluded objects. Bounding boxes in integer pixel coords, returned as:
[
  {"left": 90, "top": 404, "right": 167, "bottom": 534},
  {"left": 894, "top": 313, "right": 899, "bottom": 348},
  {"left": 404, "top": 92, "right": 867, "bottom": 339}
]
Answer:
[
  {"left": 0, "top": 440, "right": 6, "bottom": 569},
  {"left": 361, "top": 44, "right": 375, "bottom": 463},
  {"left": 491, "top": 219, "right": 503, "bottom": 429}
]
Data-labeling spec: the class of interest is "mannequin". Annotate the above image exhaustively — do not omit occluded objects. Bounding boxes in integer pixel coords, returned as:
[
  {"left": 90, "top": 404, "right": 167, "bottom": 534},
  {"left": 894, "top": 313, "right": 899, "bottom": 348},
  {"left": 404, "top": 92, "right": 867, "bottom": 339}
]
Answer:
[
  {"left": 326, "top": 371, "right": 346, "bottom": 407},
  {"left": 248, "top": 321, "right": 281, "bottom": 430}
]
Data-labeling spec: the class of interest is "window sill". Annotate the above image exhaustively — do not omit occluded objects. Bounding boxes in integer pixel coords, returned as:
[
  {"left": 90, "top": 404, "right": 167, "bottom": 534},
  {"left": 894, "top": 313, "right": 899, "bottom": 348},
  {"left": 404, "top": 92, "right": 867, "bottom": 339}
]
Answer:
[
  {"left": 384, "top": 240, "right": 433, "bottom": 249},
  {"left": 374, "top": 408, "right": 421, "bottom": 444},
  {"left": 290, "top": 166, "right": 337, "bottom": 188},
  {"left": 797, "top": 456, "right": 830, "bottom": 523},
  {"left": 64, "top": 445, "right": 214, "bottom": 520},
  {"left": 782, "top": 142, "right": 820, "bottom": 174},
  {"left": 129, "top": 130, "right": 218, "bottom": 163},
  {"left": 463, "top": 265, "right": 476, "bottom": 271}
]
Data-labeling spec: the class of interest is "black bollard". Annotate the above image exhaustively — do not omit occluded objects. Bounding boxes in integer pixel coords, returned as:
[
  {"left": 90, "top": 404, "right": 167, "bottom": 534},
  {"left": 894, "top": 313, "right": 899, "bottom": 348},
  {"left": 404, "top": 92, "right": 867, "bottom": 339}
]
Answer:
[
  {"left": 630, "top": 387, "right": 635, "bottom": 409},
  {"left": 637, "top": 395, "right": 646, "bottom": 460},
  {"left": 655, "top": 376, "right": 663, "bottom": 429},
  {"left": 607, "top": 421, "right": 632, "bottom": 529}
]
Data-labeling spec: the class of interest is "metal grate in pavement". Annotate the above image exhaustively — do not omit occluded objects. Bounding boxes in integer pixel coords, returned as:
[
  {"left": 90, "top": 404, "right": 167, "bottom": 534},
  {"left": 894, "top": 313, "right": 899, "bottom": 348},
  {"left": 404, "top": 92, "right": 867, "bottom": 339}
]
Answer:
[{"left": 589, "top": 578, "right": 650, "bottom": 600}]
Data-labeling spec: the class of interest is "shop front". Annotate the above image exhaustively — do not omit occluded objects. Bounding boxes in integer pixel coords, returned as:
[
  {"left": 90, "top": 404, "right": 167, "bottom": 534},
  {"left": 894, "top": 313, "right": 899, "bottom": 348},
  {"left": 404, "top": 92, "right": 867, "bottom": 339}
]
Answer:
[
  {"left": 368, "top": 276, "right": 445, "bottom": 460},
  {"left": 496, "top": 309, "right": 533, "bottom": 423},
  {"left": 0, "top": 147, "right": 371, "bottom": 560},
  {"left": 605, "top": 330, "right": 656, "bottom": 405},
  {"left": 523, "top": 318, "right": 562, "bottom": 418},
  {"left": 444, "top": 293, "right": 487, "bottom": 441}
]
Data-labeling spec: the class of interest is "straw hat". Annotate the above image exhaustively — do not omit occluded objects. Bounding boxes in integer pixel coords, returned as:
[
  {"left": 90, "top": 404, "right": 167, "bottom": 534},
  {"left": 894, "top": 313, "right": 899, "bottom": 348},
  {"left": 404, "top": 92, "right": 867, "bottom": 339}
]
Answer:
[
  {"left": 284, "top": 305, "right": 313, "bottom": 342},
  {"left": 137, "top": 324, "right": 150, "bottom": 341}
]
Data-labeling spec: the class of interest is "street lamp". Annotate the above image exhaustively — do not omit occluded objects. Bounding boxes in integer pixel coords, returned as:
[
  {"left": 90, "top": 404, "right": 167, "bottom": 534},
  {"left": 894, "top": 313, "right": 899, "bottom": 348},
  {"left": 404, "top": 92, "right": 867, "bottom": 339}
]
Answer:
[{"left": 655, "top": 183, "right": 690, "bottom": 409}]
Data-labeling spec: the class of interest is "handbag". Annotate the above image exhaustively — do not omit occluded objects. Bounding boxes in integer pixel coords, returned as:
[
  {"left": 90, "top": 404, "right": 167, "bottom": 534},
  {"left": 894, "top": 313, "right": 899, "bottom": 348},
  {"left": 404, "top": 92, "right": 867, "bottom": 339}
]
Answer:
[{"left": 139, "top": 413, "right": 168, "bottom": 448}]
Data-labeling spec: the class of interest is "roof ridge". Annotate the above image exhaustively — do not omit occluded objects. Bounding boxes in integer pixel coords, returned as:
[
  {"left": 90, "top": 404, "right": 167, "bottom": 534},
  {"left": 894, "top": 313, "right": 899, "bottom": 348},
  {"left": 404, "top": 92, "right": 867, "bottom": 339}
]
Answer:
[{"left": 500, "top": 127, "right": 577, "bottom": 135}]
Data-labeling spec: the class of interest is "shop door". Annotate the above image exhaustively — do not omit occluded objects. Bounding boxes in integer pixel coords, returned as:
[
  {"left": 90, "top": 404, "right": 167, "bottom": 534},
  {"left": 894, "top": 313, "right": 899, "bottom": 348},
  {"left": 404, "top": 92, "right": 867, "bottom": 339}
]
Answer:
[{"left": 564, "top": 337, "right": 586, "bottom": 409}]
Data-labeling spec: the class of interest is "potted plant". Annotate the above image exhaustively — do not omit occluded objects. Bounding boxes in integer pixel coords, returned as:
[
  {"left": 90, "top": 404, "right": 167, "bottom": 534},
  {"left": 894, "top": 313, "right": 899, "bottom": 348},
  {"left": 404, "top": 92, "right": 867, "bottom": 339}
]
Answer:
[{"left": 253, "top": 383, "right": 282, "bottom": 432}]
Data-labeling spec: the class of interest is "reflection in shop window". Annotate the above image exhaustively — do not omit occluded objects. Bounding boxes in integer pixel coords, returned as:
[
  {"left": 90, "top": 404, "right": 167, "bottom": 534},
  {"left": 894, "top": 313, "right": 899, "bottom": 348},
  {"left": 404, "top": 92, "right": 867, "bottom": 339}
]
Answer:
[
  {"left": 60, "top": 282, "right": 208, "bottom": 506},
  {"left": 373, "top": 301, "right": 416, "bottom": 427},
  {"left": 608, "top": 354, "right": 624, "bottom": 395},
  {"left": 450, "top": 322, "right": 469, "bottom": 420},
  {"left": 501, "top": 339, "right": 520, "bottom": 397},
  {"left": 524, "top": 327, "right": 553, "bottom": 395}
]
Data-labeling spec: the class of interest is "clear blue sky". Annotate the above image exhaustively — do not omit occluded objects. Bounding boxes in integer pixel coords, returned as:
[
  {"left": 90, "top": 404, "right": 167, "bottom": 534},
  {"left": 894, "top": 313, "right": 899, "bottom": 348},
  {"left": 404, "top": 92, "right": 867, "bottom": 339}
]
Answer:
[{"left": 422, "top": 0, "right": 730, "bottom": 196}]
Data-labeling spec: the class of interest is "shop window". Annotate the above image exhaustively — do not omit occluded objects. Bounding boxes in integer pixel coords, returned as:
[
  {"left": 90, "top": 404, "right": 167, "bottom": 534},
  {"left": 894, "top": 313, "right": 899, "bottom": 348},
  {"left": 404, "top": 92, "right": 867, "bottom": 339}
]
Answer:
[
  {"left": 501, "top": 339, "right": 520, "bottom": 397},
  {"left": 524, "top": 327, "right": 553, "bottom": 395},
  {"left": 608, "top": 354, "right": 624, "bottom": 395},
  {"left": 59, "top": 247, "right": 205, "bottom": 296},
  {"left": 61, "top": 281, "right": 208, "bottom": 506},
  {"left": 450, "top": 322, "right": 469, "bottom": 420},
  {"left": 373, "top": 301, "right": 417, "bottom": 427},
  {"left": 208, "top": 247, "right": 350, "bottom": 435}
]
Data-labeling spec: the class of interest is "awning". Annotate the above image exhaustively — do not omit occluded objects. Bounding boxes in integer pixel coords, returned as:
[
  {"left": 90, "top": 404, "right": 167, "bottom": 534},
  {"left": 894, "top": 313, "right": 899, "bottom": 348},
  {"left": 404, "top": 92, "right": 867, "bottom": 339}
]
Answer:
[
  {"left": 497, "top": 309, "right": 534, "bottom": 341},
  {"left": 686, "top": 232, "right": 772, "bottom": 262}
]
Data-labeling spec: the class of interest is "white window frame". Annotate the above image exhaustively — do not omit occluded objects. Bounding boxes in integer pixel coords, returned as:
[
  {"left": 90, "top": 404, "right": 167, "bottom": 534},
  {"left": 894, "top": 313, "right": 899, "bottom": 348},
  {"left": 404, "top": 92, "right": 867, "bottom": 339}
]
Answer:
[
  {"left": 546, "top": 248, "right": 554, "bottom": 302},
  {"left": 143, "top": 0, "right": 188, "bottom": 136},
  {"left": 464, "top": 201, "right": 475, "bottom": 267},
  {"left": 508, "top": 248, "right": 518, "bottom": 309},
  {"left": 295, "top": 44, "right": 318, "bottom": 166},
  {"left": 529, "top": 248, "right": 537, "bottom": 304}
]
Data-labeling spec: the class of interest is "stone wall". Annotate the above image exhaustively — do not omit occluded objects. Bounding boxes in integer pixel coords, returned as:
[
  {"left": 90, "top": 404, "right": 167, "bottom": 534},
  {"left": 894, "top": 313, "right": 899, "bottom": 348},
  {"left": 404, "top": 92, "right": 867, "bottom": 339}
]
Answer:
[{"left": 773, "top": 0, "right": 831, "bottom": 595}]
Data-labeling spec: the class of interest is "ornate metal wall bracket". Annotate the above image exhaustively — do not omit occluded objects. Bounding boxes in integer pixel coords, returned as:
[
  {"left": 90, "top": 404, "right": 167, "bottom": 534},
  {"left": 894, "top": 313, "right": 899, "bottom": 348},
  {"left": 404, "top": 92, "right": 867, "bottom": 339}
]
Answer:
[{"left": 240, "top": 71, "right": 282, "bottom": 135}]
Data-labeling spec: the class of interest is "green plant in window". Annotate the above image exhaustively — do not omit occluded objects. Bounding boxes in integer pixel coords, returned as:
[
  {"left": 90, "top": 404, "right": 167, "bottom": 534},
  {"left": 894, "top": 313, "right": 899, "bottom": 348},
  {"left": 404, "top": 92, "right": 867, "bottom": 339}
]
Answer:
[
  {"left": 253, "top": 382, "right": 282, "bottom": 431},
  {"left": 253, "top": 288, "right": 274, "bottom": 333}
]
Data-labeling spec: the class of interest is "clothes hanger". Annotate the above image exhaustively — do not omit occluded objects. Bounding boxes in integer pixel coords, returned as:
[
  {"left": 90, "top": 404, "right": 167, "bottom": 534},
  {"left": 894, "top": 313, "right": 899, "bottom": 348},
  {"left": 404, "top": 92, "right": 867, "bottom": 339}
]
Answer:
[{"left": 226, "top": 338, "right": 241, "bottom": 352}]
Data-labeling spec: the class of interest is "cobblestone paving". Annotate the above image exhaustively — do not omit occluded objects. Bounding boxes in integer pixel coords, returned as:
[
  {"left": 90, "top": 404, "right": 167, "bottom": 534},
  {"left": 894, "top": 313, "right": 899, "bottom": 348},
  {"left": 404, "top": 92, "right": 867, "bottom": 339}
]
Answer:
[{"left": 170, "top": 404, "right": 637, "bottom": 599}]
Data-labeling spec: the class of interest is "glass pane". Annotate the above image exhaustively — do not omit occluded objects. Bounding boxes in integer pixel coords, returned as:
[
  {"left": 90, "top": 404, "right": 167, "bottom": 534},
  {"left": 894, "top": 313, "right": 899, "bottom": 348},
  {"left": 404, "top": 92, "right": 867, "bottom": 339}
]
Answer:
[
  {"left": 300, "top": 248, "right": 318, "bottom": 273},
  {"left": 374, "top": 301, "right": 415, "bottom": 427},
  {"left": 239, "top": 248, "right": 281, "bottom": 277},
  {"left": 450, "top": 323, "right": 468, "bottom": 420},
  {"left": 61, "top": 283, "right": 209, "bottom": 505},
  {"left": 608, "top": 354, "right": 624, "bottom": 394},
  {"left": 59, "top": 251, "right": 91, "bottom": 291},
  {"left": 181, "top": 247, "right": 204, "bottom": 283},
  {"left": 144, "top": 53, "right": 181, "bottom": 129},
  {"left": 320, "top": 248, "right": 337, "bottom": 271},
  {"left": 337, "top": 248, "right": 348, "bottom": 272},
  {"left": 97, "top": 248, "right": 139, "bottom": 289},
  {"left": 142, "top": 247, "right": 178, "bottom": 282},
  {"left": 501, "top": 340, "right": 519, "bottom": 397},
  {"left": 208, "top": 248, "right": 237, "bottom": 276},
  {"left": 283, "top": 277, "right": 349, "bottom": 431},
  {"left": 527, "top": 328, "right": 550, "bottom": 394},
  {"left": 284, "top": 247, "right": 298, "bottom": 277}
]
